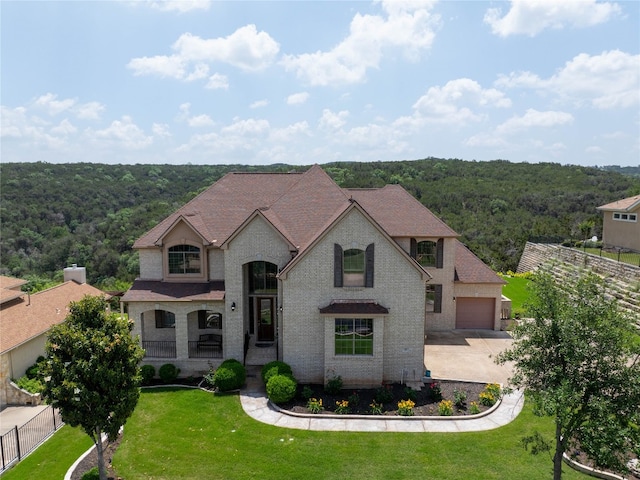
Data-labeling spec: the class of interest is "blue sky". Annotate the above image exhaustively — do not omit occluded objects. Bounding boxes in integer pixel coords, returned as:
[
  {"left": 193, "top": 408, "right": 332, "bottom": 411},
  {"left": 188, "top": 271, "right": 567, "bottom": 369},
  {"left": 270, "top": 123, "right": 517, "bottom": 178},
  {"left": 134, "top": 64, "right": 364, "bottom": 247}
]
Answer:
[{"left": 2, "top": 0, "right": 638, "bottom": 166}]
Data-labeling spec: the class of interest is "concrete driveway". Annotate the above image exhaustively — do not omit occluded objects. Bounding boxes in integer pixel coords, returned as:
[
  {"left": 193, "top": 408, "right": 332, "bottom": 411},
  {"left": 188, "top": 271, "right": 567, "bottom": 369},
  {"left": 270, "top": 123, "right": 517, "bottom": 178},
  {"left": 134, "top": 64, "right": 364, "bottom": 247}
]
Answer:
[{"left": 424, "top": 330, "right": 514, "bottom": 385}]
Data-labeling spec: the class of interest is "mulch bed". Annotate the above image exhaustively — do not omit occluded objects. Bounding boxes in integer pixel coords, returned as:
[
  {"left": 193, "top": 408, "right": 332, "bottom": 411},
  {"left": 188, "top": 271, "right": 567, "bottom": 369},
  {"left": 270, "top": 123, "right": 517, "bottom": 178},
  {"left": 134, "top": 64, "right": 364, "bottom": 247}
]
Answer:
[
  {"left": 70, "top": 434, "right": 122, "bottom": 480},
  {"left": 279, "top": 380, "right": 493, "bottom": 416}
]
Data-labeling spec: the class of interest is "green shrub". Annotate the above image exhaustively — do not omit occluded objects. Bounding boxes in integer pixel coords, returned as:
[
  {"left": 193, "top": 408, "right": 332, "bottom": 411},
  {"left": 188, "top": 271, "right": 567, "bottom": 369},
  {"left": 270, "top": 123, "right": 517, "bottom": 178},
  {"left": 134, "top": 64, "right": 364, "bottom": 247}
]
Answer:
[
  {"left": 14, "top": 376, "right": 44, "bottom": 394},
  {"left": 140, "top": 365, "right": 156, "bottom": 385},
  {"left": 266, "top": 374, "right": 297, "bottom": 404},
  {"left": 213, "top": 360, "right": 246, "bottom": 392},
  {"left": 438, "top": 399, "right": 454, "bottom": 416},
  {"left": 25, "top": 356, "right": 45, "bottom": 379},
  {"left": 300, "top": 385, "right": 314, "bottom": 400},
  {"left": 158, "top": 363, "right": 180, "bottom": 383},
  {"left": 375, "top": 385, "right": 394, "bottom": 403},
  {"left": 81, "top": 467, "right": 100, "bottom": 480},
  {"left": 260, "top": 361, "right": 293, "bottom": 384},
  {"left": 453, "top": 389, "right": 467, "bottom": 408},
  {"left": 325, "top": 374, "right": 343, "bottom": 395}
]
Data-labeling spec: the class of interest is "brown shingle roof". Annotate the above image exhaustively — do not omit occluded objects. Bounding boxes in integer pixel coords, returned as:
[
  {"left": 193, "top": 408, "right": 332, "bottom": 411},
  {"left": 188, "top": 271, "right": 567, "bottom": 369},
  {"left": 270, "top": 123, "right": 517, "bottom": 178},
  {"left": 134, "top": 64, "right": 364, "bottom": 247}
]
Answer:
[
  {"left": 348, "top": 185, "right": 458, "bottom": 238},
  {"left": 597, "top": 194, "right": 640, "bottom": 212},
  {"left": 133, "top": 165, "right": 456, "bottom": 251},
  {"left": 121, "top": 280, "right": 225, "bottom": 302},
  {"left": 0, "top": 281, "right": 106, "bottom": 353},
  {"left": 319, "top": 299, "right": 389, "bottom": 315},
  {"left": 454, "top": 241, "right": 506, "bottom": 284}
]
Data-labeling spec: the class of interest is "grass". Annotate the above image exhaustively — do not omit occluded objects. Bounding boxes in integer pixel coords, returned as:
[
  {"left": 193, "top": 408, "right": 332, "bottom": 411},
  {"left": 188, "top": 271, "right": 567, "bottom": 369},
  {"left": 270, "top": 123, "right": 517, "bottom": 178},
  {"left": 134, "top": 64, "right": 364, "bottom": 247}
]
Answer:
[
  {"left": 1, "top": 424, "right": 92, "bottom": 480},
  {"left": 109, "top": 388, "right": 590, "bottom": 480},
  {"left": 500, "top": 274, "right": 531, "bottom": 318},
  {"left": 582, "top": 247, "right": 640, "bottom": 267}
]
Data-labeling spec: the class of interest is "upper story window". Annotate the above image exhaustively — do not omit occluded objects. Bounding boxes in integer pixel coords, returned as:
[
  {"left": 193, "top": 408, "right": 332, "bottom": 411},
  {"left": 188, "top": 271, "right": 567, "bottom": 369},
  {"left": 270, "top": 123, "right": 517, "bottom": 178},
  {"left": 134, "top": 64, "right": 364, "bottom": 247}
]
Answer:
[
  {"left": 613, "top": 212, "right": 637, "bottom": 222},
  {"left": 334, "top": 244, "right": 374, "bottom": 288},
  {"left": 411, "top": 238, "right": 443, "bottom": 269},
  {"left": 249, "top": 261, "right": 278, "bottom": 294},
  {"left": 168, "top": 244, "right": 201, "bottom": 274}
]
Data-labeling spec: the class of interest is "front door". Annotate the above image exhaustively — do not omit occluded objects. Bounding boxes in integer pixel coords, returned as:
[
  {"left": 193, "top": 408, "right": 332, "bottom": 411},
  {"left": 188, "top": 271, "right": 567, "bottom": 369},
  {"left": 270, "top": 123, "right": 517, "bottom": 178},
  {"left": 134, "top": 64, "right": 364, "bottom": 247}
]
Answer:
[{"left": 256, "top": 297, "right": 275, "bottom": 342}]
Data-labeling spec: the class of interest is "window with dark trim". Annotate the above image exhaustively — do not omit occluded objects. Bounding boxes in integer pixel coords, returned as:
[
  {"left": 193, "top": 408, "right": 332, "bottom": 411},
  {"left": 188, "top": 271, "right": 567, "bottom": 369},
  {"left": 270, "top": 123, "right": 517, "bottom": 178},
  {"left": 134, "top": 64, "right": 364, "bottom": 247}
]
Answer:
[
  {"left": 425, "top": 284, "right": 442, "bottom": 313},
  {"left": 198, "top": 311, "right": 222, "bottom": 329},
  {"left": 334, "top": 244, "right": 374, "bottom": 287},
  {"left": 249, "top": 261, "right": 278, "bottom": 294},
  {"left": 335, "top": 318, "right": 373, "bottom": 355},
  {"left": 155, "top": 310, "right": 175, "bottom": 328},
  {"left": 411, "top": 238, "right": 443, "bottom": 268},
  {"left": 168, "top": 244, "right": 201, "bottom": 274},
  {"left": 613, "top": 212, "right": 637, "bottom": 222}
]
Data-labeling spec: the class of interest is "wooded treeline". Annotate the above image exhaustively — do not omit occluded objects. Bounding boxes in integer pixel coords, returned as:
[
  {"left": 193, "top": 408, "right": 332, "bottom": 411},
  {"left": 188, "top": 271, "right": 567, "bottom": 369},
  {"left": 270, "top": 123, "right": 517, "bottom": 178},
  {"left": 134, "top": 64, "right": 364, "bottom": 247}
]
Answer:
[{"left": 1, "top": 159, "right": 639, "bottom": 289}]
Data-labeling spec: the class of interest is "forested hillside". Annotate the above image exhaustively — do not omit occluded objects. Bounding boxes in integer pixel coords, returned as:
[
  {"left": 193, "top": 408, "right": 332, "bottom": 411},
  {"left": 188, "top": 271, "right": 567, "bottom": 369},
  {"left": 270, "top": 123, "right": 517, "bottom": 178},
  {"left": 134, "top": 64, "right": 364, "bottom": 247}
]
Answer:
[{"left": 1, "top": 159, "right": 639, "bottom": 289}]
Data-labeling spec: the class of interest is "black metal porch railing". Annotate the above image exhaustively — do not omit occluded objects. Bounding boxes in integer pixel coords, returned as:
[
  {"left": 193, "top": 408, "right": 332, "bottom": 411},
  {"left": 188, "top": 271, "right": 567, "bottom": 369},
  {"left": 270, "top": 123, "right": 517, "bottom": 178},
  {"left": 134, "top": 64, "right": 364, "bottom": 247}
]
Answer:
[
  {"left": 188, "top": 341, "right": 223, "bottom": 359},
  {"left": 0, "top": 406, "right": 63, "bottom": 472},
  {"left": 142, "top": 341, "right": 176, "bottom": 358}
]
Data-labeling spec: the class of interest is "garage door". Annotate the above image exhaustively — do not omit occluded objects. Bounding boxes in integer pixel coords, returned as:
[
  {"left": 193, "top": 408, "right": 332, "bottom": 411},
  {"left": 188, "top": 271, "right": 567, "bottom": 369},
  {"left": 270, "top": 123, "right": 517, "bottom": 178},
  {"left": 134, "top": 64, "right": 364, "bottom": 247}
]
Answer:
[{"left": 455, "top": 297, "right": 495, "bottom": 329}]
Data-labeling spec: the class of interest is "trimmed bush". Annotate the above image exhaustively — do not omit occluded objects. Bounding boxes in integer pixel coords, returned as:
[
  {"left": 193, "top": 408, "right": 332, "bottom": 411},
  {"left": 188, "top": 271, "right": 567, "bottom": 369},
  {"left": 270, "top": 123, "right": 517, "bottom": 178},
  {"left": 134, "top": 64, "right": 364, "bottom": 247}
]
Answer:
[
  {"left": 213, "top": 360, "right": 246, "bottom": 392},
  {"left": 81, "top": 467, "right": 100, "bottom": 480},
  {"left": 158, "top": 363, "right": 180, "bottom": 383},
  {"left": 325, "top": 374, "right": 343, "bottom": 395},
  {"left": 266, "top": 374, "right": 297, "bottom": 404},
  {"left": 260, "top": 360, "right": 293, "bottom": 384},
  {"left": 140, "top": 365, "right": 156, "bottom": 385}
]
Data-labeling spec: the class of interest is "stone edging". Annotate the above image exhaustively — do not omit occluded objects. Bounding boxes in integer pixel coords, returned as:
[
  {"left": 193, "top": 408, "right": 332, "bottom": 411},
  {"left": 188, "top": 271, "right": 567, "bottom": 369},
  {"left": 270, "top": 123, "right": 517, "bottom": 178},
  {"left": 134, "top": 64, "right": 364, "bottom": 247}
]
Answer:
[{"left": 563, "top": 453, "right": 628, "bottom": 480}]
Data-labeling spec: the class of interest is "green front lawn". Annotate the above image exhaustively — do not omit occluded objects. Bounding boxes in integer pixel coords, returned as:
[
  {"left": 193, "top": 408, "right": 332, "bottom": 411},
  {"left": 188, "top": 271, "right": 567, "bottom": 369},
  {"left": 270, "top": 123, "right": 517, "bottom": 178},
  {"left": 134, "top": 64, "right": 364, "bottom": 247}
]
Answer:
[
  {"left": 111, "top": 388, "right": 589, "bottom": 480},
  {"left": 1, "top": 425, "right": 92, "bottom": 480},
  {"left": 500, "top": 274, "right": 531, "bottom": 318}
]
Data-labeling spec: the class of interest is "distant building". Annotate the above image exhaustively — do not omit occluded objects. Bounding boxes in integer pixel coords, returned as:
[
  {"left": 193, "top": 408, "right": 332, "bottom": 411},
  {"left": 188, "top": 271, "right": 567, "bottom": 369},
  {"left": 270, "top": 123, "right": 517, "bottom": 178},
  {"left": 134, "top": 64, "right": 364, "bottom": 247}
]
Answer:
[
  {"left": 123, "top": 165, "right": 505, "bottom": 387},
  {"left": 0, "top": 267, "right": 104, "bottom": 408},
  {"left": 597, "top": 194, "right": 640, "bottom": 252}
]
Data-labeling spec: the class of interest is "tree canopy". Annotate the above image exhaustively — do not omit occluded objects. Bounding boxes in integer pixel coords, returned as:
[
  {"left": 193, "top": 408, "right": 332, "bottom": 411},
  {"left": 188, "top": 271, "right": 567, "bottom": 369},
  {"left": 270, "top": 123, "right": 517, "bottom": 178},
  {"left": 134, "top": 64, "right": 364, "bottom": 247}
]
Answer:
[
  {"left": 42, "top": 295, "right": 144, "bottom": 480},
  {"left": 497, "top": 272, "right": 640, "bottom": 479}
]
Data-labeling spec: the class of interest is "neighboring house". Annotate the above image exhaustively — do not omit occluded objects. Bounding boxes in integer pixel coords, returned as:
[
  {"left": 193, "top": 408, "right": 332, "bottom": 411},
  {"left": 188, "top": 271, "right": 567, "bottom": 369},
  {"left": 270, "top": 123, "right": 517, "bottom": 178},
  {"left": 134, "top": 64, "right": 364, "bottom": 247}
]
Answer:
[
  {"left": 123, "top": 165, "right": 504, "bottom": 387},
  {"left": 0, "top": 267, "right": 104, "bottom": 408},
  {"left": 597, "top": 194, "right": 640, "bottom": 252}
]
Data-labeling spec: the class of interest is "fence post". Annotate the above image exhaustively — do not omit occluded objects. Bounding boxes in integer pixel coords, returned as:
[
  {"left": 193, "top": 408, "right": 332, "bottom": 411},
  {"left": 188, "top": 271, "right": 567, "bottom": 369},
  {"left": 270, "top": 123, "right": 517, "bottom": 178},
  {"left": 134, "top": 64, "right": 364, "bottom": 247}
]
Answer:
[
  {"left": 14, "top": 426, "right": 20, "bottom": 462},
  {"left": 1, "top": 433, "right": 5, "bottom": 470},
  {"left": 52, "top": 407, "right": 57, "bottom": 430}
]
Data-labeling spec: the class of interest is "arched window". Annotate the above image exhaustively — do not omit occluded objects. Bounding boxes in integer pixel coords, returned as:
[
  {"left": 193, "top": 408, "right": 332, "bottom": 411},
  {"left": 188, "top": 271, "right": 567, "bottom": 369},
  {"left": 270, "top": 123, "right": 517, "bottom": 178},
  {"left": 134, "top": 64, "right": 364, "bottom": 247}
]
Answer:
[
  {"left": 249, "top": 261, "right": 278, "bottom": 294},
  {"left": 411, "top": 239, "right": 444, "bottom": 268},
  {"left": 168, "top": 244, "right": 201, "bottom": 274},
  {"left": 334, "top": 244, "right": 374, "bottom": 287}
]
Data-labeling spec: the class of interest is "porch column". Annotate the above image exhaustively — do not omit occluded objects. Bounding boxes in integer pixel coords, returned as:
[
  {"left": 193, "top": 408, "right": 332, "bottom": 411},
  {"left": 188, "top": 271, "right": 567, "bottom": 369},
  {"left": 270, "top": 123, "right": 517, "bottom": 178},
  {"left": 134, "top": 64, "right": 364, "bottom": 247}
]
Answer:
[{"left": 175, "top": 312, "right": 189, "bottom": 360}]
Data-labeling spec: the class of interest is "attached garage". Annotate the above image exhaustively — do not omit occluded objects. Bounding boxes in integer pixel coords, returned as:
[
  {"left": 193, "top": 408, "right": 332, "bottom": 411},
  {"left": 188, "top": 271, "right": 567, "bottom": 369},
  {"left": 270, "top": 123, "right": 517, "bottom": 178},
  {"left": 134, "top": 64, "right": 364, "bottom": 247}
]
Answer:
[{"left": 455, "top": 297, "right": 495, "bottom": 329}]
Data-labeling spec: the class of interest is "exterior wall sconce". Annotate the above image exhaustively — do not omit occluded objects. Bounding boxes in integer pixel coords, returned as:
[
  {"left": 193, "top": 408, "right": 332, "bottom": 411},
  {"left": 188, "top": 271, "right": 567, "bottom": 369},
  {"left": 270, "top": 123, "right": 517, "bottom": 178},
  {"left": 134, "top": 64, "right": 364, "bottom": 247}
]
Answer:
[{"left": 231, "top": 302, "right": 236, "bottom": 311}]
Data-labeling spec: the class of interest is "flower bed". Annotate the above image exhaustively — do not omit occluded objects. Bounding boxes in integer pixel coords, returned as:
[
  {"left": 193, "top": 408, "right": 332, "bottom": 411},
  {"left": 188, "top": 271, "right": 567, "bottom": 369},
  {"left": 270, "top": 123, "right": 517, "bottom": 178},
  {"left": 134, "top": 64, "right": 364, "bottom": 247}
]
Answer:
[{"left": 278, "top": 380, "right": 499, "bottom": 416}]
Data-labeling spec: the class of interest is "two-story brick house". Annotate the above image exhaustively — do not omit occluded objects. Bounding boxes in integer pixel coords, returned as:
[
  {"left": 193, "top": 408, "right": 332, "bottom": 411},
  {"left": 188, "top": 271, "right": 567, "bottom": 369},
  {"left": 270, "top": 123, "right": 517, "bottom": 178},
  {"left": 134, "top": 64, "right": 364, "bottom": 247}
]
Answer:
[{"left": 122, "top": 165, "right": 504, "bottom": 387}]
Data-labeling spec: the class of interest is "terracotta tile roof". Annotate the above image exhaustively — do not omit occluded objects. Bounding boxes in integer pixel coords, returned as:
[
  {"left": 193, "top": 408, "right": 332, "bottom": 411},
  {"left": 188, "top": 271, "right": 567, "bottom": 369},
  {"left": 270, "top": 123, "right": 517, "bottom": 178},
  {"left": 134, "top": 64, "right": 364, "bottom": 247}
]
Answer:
[
  {"left": 121, "top": 280, "right": 225, "bottom": 302},
  {"left": 0, "top": 281, "right": 106, "bottom": 353},
  {"left": 133, "top": 165, "right": 457, "bottom": 252},
  {"left": 319, "top": 299, "right": 389, "bottom": 315},
  {"left": 454, "top": 241, "right": 506, "bottom": 284},
  {"left": 597, "top": 194, "right": 640, "bottom": 212}
]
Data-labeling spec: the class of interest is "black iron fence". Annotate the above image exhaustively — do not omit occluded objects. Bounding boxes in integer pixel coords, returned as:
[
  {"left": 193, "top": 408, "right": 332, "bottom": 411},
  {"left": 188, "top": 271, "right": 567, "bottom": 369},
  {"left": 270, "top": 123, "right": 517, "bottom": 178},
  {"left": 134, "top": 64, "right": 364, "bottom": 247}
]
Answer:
[
  {"left": 142, "top": 341, "right": 177, "bottom": 358},
  {"left": 529, "top": 237, "right": 640, "bottom": 267},
  {"left": 188, "top": 341, "right": 223, "bottom": 359},
  {"left": 0, "top": 406, "right": 63, "bottom": 472}
]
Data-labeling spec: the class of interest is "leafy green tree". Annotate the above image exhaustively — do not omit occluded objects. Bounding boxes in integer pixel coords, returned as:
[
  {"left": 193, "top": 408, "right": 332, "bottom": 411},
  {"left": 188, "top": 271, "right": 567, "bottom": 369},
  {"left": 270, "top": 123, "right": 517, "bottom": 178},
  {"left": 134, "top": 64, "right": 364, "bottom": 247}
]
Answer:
[
  {"left": 42, "top": 295, "right": 144, "bottom": 480},
  {"left": 497, "top": 272, "right": 640, "bottom": 479}
]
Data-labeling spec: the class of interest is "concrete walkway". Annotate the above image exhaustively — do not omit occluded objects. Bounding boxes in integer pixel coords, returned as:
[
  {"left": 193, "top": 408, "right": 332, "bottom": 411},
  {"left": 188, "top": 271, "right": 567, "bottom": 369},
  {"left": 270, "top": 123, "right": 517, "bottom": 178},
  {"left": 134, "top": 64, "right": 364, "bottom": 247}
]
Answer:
[
  {"left": 239, "top": 383, "right": 524, "bottom": 433},
  {"left": 0, "top": 404, "right": 49, "bottom": 436}
]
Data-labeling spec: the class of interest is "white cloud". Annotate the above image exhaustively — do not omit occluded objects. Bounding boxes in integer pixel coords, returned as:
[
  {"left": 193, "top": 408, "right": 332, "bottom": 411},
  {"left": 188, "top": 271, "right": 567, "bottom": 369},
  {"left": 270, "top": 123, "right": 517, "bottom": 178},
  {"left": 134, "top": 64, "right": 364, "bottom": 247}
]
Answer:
[
  {"left": 497, "top": 50, "right": 639, "bottom": 109},
  {"left": 286, "top": 92, "right": 309, "bottom": 105},
  {"left": 144, "top": 1, "right": 212, "bottom": 13},
  {"left": 188, "top": 114, "right": 214, "bottom": 127},
  {"left": 496, "top": 109, "right": 574, "bottom": 134},
  {"left": 484, "top": 0, "right": 621, "bottom": 37},
  {"left": 585, "top": 145, "right": 606, "bottom": 155},
  {"left": 411, "top": 78, "right": 511, "bottom": 125},
  {"left": 319, "top": 109, "right": 349, "bottom": 130},
  {"left": 269, "top": 121, "right": 310, "bottom": 142},
  {"left": 50, "top": 119, "right": 77, "bottom": 136},
  {"left": 0, "top": 106, "right": 29, "bottom": 138},
  {"left": 152, "top": 123, "right": 172, "bottom": 138},
  {"left": 74, "top": 101, "right": 105, "bottom": 120},
  {"left": 127, "top": 25, "right": 279, "bottom": 85},
  {"left": 89, "top": 116, "right": 153, "bottom": 149},
  {"left": 32, "top": 93, "right": 75, "bottom": 116},
  {"left": 250, "top": 99, "right": 269, "bottom": 109},
  {"left": 221, "top": 117, "right": 270, "bottom": 137},
  {"left": 205, "top": 73, "right": 229, "bottom": 90},
  {"left": 281, "top": 1, "right": 439, "bottom": 86}
]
